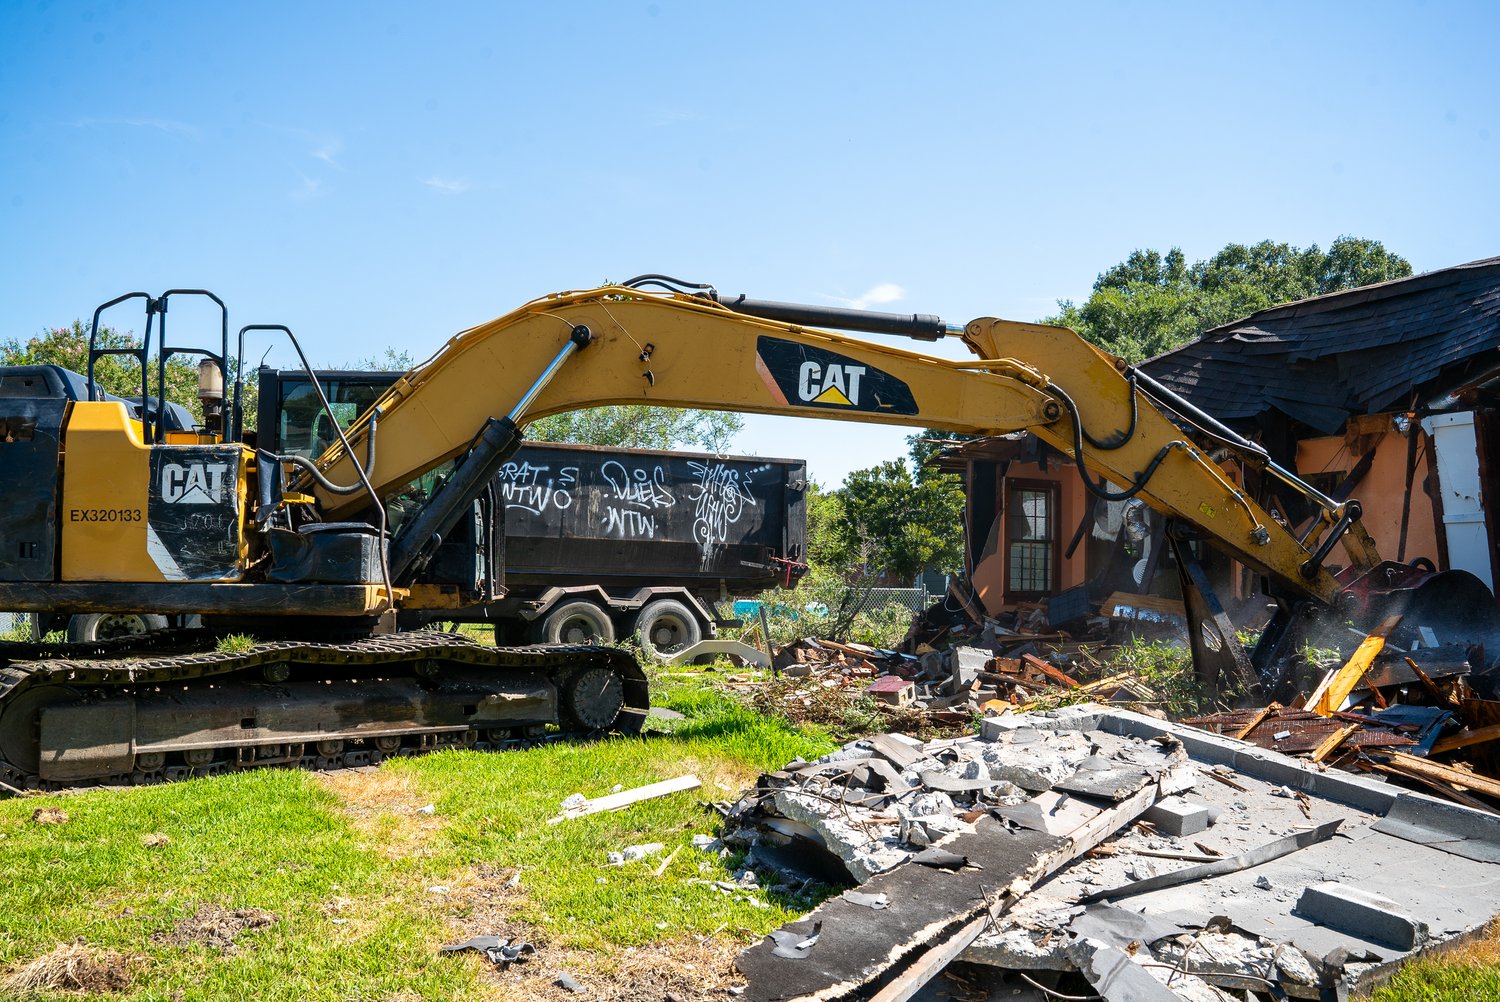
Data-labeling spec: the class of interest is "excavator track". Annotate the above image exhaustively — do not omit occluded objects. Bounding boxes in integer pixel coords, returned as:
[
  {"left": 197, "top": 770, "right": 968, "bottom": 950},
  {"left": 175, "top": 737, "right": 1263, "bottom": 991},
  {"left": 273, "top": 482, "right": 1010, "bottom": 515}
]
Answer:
[{"left": 0, "top": 631, "right": 648, "bottom": 793}]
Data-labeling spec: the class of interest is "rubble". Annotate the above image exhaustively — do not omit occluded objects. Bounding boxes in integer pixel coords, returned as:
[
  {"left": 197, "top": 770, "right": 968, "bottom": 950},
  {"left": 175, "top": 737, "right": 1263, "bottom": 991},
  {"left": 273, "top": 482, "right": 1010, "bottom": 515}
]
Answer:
[
  {"left": 761, "top": 625, "right": 1168, "bottom": 736},
  {"left": 724, "top": 704, "right": 1500, "bottom": 1002},
  {"left": 1185, "top": 630, "right": 1500, "bottom": 813}
]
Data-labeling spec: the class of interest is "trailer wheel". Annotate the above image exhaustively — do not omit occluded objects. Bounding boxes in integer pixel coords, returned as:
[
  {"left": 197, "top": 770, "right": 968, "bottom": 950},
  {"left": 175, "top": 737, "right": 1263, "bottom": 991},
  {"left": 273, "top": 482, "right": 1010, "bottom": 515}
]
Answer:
[
  {"left": 66, "top": 613, "right": 169, "bottom": 643},
  {"left": 534, "top": 600, "right": 616, "bottom": 645},
  {"left": 635, "top": 599, "right": 703, "bottom": 659}
]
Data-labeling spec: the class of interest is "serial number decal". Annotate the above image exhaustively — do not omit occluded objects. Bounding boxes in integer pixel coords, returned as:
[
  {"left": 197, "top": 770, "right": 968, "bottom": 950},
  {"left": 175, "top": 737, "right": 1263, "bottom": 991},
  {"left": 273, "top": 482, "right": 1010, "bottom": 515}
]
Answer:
[{"left": 69, "top": 508, "right": 144, "bottom": 523}]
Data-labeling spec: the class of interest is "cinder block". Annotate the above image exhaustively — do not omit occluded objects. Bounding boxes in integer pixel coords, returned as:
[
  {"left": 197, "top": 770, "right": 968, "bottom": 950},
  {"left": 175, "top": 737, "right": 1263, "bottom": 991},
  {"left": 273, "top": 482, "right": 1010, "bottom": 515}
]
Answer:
[
  {"left": 1295, "top": 882, "right": 1430, "bottom": 950},
  {"left": 1144, "top": 796, "right": 1211, "bottom": 836}
]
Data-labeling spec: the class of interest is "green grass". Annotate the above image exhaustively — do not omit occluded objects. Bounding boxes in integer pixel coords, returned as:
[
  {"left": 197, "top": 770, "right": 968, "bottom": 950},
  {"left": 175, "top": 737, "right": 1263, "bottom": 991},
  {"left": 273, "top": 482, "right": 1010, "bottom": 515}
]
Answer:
[
  {"left": 1361, "top": 928, "right": 1500, "bottom": 1001},
  {"left": 1367, "top": 963, "right": 1500, "bottom": 1002},
  {"left": 0, "top": 673, "right": 835, "bottom": 1000},
  {"left": 214, "top": 633, "right": 258, "bottom": 655}
]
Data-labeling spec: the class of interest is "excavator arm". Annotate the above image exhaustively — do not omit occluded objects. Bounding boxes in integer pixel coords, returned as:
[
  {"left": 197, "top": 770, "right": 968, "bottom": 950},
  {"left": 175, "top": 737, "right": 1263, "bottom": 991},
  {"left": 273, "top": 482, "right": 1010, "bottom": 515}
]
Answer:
[{"left": 302, "top": 284, "right": 1373, "bottom": 607}]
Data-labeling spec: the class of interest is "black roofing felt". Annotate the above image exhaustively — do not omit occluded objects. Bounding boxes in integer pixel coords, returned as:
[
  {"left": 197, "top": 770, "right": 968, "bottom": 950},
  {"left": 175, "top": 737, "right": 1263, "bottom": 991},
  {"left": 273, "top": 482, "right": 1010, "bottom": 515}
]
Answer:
[{"left": 1139, "top": 257, "right": 1500, "bottom": 434}]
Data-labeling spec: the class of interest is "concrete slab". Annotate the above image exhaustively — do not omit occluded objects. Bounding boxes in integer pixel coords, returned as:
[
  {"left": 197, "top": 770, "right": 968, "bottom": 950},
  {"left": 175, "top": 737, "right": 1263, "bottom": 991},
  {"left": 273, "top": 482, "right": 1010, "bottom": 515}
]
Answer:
[{"left": 963, "top": 704, "right": 1500, "bottom": 996}]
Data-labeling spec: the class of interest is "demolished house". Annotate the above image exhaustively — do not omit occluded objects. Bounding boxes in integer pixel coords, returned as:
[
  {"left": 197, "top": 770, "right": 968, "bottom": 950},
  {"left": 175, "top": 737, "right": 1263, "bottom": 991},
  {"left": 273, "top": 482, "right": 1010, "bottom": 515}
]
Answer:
[
  {"left": 727, "top": 704, "right": 1500, "bottom": 1001},
  {"left": 937, "top": 255, "right": 1500, "bottom": 624}
]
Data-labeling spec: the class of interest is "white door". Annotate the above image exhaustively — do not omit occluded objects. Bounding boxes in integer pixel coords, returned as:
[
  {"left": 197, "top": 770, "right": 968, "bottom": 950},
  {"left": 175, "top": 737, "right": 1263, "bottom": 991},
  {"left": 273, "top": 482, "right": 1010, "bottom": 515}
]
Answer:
[{"left": 1421, "top": 411, "right": 1495, "bottom": 587}]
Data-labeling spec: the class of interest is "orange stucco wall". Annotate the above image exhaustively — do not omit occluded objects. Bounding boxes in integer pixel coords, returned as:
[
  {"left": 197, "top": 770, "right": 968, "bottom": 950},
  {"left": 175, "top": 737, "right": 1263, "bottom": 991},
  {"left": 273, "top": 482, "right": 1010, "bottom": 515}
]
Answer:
[
  {"left": 970, "top": 463, "right": 1089, "bottom": 614},
  {"left": 1296, "top": 427, "right": 1440, "bottom": 568},
  {"left": 966, "top": 418, "right": 1442, "bottom": 615}
]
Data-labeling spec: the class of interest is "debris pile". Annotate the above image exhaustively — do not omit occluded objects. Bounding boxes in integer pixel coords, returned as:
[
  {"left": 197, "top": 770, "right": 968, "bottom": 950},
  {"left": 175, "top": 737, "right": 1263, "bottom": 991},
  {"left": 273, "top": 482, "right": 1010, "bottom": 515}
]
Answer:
[
  {"left": 724, "top": 704, "right": 1500, "bottom": 1001},
  {"left": 767, "top": 631, "right": 1163, "bottom": 731},
  {"left": 1186, "top": 624, "right": 1500, "bottom": 813}
]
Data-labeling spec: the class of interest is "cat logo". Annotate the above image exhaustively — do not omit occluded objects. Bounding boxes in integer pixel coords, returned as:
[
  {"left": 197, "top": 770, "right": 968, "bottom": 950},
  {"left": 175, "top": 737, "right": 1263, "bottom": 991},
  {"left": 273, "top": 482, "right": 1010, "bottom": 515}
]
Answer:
[
  {"left": 161, "top": 462, "right": 231, "bottom": 504},
  {"left": 798, "top": 361, "right": 865, "bottom": 406},
  {"left": 755, "top": 336, "right": 919, "bottom": 416}
]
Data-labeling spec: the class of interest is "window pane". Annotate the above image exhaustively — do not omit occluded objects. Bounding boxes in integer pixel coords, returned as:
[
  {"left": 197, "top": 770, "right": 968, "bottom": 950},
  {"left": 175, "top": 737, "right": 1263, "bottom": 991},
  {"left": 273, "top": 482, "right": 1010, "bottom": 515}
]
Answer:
[
  {"left": 1009, "top": 541, "right": 1051, "bottom": 593},
  {"left": 1007, "top": 486, "right": 1055, "bottom": 593},
  {"left": 1009, "top": 489, "right": 1052, "bottom": 541}
]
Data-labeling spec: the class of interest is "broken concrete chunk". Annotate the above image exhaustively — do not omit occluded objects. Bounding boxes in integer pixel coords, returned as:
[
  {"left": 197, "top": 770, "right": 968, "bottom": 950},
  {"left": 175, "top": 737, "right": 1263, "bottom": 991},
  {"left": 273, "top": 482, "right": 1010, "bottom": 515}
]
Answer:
[
  {"left": 606, "top": 842, "right": 664, "bottom": 865},
  {"left": 771, "top": 788, "right": 908, "bottom": 881},
  {"left": 1296, "top": 882, "right": 1431, "bottom": 950},
  {"left": 980, "top": 729, "right": 1093, "bottom": 791},
  {"left": 1152, "top": 929, "right": 1320, "bottom": 990}
]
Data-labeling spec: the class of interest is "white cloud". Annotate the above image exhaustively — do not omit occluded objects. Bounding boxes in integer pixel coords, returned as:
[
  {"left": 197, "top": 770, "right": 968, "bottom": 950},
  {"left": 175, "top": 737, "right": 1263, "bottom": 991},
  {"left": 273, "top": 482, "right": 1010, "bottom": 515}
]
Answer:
[
  {"left": 291, "top": 174, "right": 322, "bottom": 200},
  {"left": 311, "top": 137, "right": 344, "bottom": 169},
  {"left": 421, "top": 176, "right": 472, "bottom": 195},
  {"left": 827, "top": 283, "right": 907, "bottom": 311},
  {"left": 74, "top": 116, "right": 197, "bottom": 137}
]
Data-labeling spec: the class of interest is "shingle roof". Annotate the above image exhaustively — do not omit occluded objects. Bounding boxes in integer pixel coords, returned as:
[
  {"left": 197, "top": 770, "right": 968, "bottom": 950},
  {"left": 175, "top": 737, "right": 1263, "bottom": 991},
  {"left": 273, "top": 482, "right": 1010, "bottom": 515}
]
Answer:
[{"left": 1138, "top": 256, "right": 1500, "bottom": 434}]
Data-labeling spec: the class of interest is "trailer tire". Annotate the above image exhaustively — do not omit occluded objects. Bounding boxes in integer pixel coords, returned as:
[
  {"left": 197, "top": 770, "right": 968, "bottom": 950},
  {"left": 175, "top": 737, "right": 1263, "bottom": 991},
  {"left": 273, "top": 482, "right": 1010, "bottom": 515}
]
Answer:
[
  {"left": 533, "top": 601, "right": 616, "bottom": 646},
  {"left": 635, "top": 599, "right": 703, "bottom": 659},
  {"left": 66, "top": 613, "right": 170, "bottom": 643}
]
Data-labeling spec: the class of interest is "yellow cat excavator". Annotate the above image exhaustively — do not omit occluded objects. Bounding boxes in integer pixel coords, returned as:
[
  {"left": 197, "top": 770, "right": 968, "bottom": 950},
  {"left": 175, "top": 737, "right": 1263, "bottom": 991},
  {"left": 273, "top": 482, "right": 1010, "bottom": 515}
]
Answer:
[{"left": 1, "top": 276, "right": 1493, "bottom": 789}]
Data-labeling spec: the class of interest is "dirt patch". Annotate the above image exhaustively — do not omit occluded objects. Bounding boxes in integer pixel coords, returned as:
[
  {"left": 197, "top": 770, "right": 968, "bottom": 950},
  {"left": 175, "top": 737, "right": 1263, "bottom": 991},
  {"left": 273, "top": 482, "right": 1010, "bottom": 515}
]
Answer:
[
  {"left": 316, "top": 766, "right": 442, "bottom": 859},
  {"left": 498, "top": 938, "right": 742, "bottom": 1002},
  {"left": 2, "top": 943, "right": 132, "bottom": 994},
  {"left": 30, "top": 806, "right": 70, "bottom": 825},
  {"left": 140, "top": 832, "right": 171, "bottom": 848},
  {"left": 154, "top": 904, "right": 278, "bottom": 951},
  {"left": 1434, "top": 919, "right": 1500, "bottom": 967}
]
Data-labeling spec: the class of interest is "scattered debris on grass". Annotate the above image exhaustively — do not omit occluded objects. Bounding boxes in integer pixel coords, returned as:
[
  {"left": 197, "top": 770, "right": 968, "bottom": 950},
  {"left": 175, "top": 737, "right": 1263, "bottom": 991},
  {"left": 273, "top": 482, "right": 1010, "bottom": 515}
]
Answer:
[
  {"left": 2, "top": 943, "right": 132, "bottom": 994},
  {"left": 154, "top": 905, "right": 278, "bottom": 951},
  {"left": 548, "top": 774, "right": 702, "bottom": 824},
  {"left": 439, "top": 935, "right": 536, "bottom": 969},
  {"left": 29, "top": 806, "right": 69, "bottom": 825},
  {"left": 139, "top": 832, "right": 171, "bottom": 848}
]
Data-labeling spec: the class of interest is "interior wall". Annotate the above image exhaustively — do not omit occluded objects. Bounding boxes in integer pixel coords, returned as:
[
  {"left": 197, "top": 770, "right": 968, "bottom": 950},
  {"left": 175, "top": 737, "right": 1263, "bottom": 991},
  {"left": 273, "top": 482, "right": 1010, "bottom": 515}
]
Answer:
[{"left": 1295, "top": 424, "right": 1440, "bottom": 570}]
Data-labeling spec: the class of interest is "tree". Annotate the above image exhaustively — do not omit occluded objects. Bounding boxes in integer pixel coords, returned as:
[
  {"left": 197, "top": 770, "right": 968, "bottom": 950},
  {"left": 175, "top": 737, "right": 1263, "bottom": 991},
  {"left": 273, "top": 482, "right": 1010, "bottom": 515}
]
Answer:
[
  {"left": 352, "top": 342, "right": 745, "bottom": 451},
  {"left": 827, "top": 459, "right": 965, "bottom": 582},
  {"left": 2, "top": 320, "right": 217, "bottom": 424},
  {"left": 525, "top": 406, "right": 742, "bottom": 452},
  {"left": 1048, "top": 236, "right": 1412, "bottom": 362}
]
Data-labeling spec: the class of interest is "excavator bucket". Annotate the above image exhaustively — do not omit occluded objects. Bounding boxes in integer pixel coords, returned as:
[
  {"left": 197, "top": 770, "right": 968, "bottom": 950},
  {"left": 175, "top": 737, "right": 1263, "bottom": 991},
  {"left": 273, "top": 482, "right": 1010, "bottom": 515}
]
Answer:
[{"left": 1258, "top": 566, "right": 1500, "bottom": 702}]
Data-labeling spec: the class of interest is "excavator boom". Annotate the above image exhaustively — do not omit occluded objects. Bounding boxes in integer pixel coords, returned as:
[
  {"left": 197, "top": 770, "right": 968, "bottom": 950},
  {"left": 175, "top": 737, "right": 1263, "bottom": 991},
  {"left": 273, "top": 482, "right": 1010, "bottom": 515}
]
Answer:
[{"left": 307, "top": 285, "right": 1359, "bottom": 605}]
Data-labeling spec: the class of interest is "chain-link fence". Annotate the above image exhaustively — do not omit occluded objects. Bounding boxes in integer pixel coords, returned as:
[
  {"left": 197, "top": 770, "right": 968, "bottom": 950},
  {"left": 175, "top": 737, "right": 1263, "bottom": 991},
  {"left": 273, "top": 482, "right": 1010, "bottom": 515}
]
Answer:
[
  {"left": 731, "top": 585, "right": 928, "bottom": 619},
  {"left": 727, "top": 584, "right": 930, "bottom": 649},
  {"left": 0, "top": 612, "right": 26, "bottom": 638}
]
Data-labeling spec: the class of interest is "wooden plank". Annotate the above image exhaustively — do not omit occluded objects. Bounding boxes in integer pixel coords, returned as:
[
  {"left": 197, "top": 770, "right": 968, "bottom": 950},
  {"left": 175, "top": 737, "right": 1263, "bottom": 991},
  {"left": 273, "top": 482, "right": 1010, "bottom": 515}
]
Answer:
[
  {"left": 1384, "top": 752, "right": 1500, "bottom": 800},
  {"left": 1310, "top": 615, "right": 1403, "bottom": 716},
  {"left": 1360, "top": 760, "right": 1497, "bottom": 814},
  {"left": 1101, "top": 590, "right": 1186, "bottom": 621},
  {"left": 1432, "top": 722, "right": 1500, "bottom": 756},
  {"left": 1020, "top": 652, "right": 1081, "bottom": 689},
  {"left": 546, "top": 774, "right": 701, "bottom": 824},
  {"left": 1405, "top": 656, "right": 1451, "bottom": 704},
  {"left": 1232, "top": 705, "right": 1274, "bottom": 740},
  {"left": 867, "top": 914, "right": 989, "bottom": 1002},
  {"left": 1311, "top": 723, "right": 1360, "bottom": 763}
]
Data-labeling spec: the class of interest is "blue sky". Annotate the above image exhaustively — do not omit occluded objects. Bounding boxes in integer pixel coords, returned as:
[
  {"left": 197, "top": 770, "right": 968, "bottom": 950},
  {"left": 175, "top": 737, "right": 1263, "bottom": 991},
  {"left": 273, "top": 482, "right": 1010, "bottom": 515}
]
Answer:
[{"left": 3, "top": 1, "right": 1497, "bottom": 485}]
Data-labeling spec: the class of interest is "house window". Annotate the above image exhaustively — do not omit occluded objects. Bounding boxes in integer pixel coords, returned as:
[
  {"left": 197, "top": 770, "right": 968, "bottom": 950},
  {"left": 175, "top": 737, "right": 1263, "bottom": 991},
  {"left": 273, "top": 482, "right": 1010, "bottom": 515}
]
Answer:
[{"left": 1007, "top": 483, "right": 1057, "bottom": 596}]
